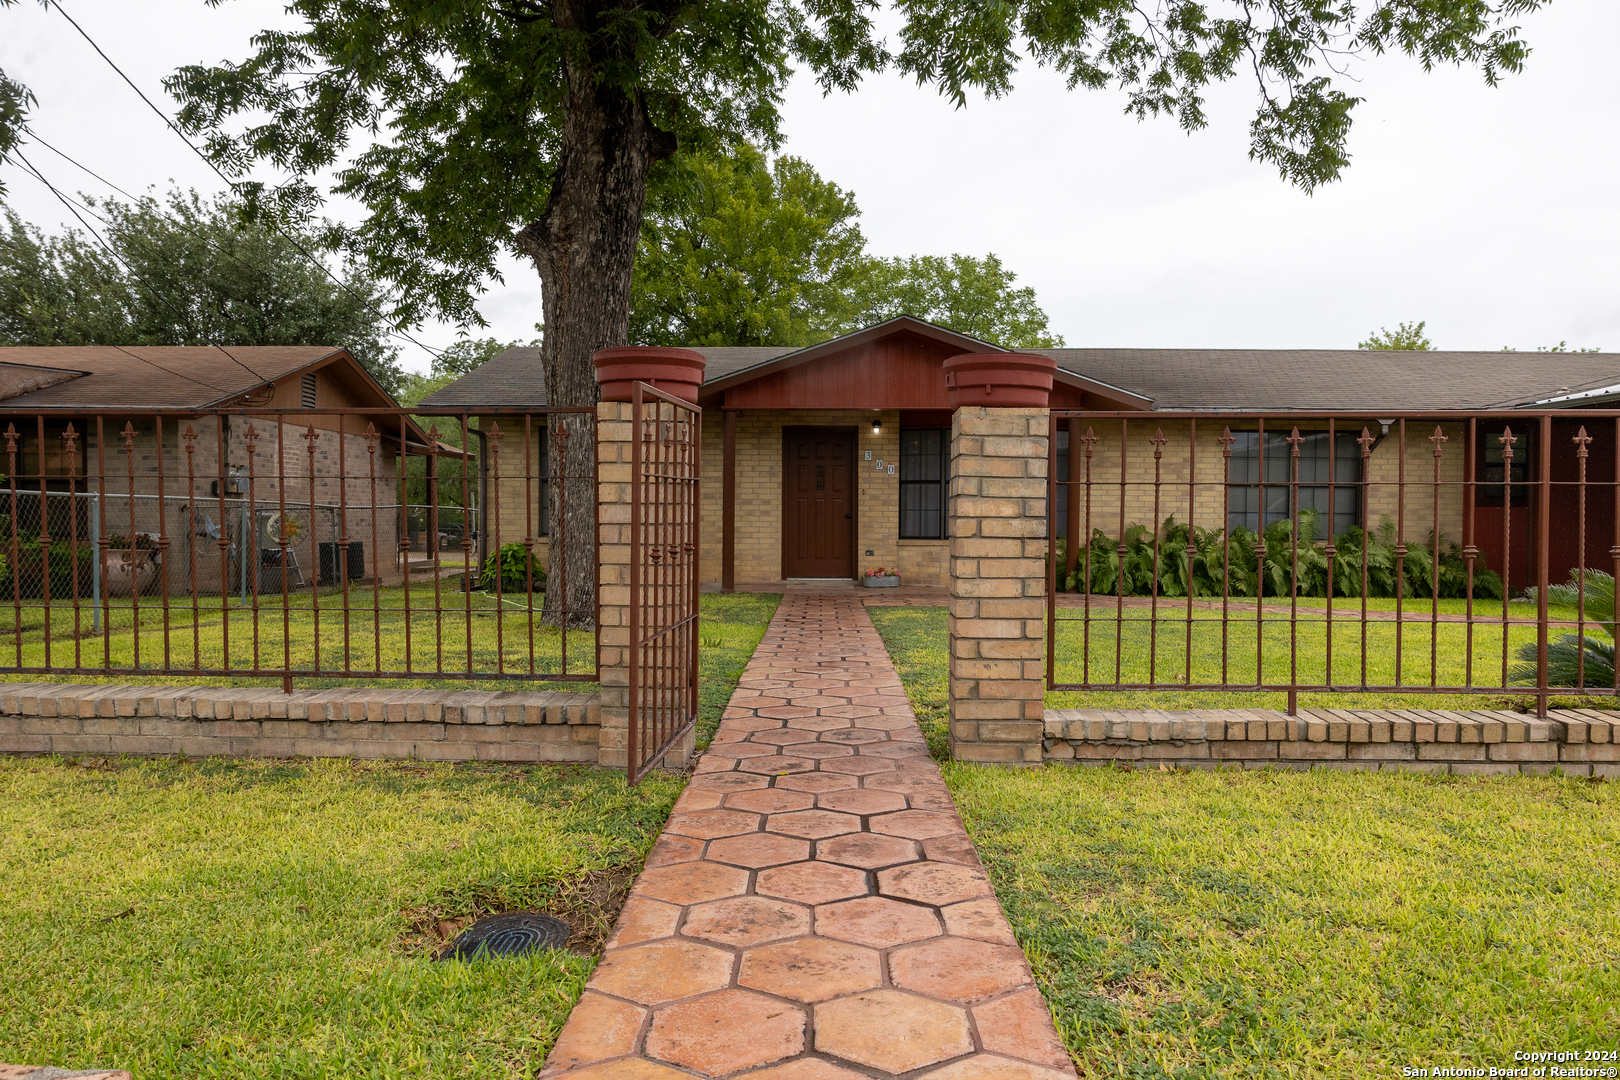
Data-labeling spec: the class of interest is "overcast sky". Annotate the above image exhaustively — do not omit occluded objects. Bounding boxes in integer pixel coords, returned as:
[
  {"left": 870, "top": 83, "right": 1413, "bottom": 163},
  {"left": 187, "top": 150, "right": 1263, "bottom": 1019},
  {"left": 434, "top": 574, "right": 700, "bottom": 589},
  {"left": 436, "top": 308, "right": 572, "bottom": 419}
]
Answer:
[{"left": 2, "top": 1, "right": 1614, "bottom": 372}]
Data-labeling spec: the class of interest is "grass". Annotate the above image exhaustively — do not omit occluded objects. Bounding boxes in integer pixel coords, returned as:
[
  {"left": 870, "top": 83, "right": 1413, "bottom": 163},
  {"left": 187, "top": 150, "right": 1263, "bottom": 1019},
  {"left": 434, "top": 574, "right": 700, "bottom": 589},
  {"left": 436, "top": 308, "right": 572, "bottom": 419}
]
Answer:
[
  {"left": 0, "top": 755, "right": 684, "bottom": 1079},
  {"left": 695, "top": 592, "right": 780, "bottom": 750},
  {"left": 0, "top": 590, "right": 780, "bottom": 703},
  {"left": 871, "top": 603, "right": 1613, "bottom": 714},
  {"left": 868, "top": 606, "right": 1620, "bottom": 1075},
  {"left": 946, "top": 765, "right": 1620, "bottom": 1077}
]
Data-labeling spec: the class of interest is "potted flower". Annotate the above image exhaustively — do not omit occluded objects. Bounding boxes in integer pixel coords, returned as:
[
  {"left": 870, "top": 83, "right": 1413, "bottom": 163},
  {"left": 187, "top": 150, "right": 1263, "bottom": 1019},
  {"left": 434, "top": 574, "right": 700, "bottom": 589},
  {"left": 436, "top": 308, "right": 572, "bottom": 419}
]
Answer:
[{"left": 862, "top": 566, "right": 900, "bottom": 588}]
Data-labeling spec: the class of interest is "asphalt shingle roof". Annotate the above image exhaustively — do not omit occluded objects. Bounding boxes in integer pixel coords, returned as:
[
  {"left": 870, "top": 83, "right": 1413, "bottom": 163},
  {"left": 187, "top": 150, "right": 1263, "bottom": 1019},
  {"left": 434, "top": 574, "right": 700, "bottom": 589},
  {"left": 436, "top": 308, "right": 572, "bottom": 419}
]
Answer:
[
  {"left": 418, "top": 335, "right": 1619, "bottom": 413},
  {"left": 0, "top": 346, "right": 353, "bottom": 409}
]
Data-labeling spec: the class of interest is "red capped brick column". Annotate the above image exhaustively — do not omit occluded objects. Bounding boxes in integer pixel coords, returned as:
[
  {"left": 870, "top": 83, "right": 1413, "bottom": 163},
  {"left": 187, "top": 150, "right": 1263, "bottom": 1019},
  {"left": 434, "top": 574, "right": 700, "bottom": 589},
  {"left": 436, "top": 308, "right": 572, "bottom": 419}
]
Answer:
[
  {"left": 946, "top": 353, "right": 1055, "bottom": 765},
  {"left": 594, "top": 348, "right": 705, "bottom": 771}
]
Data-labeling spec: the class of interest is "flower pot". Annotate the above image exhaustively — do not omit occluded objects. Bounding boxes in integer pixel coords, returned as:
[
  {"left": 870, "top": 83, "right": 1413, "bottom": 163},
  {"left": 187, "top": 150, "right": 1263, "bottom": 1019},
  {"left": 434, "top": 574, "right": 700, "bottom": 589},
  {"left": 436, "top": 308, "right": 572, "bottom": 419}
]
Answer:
[
  {"left": 593, "top": 347, "right": 707, "bottom": 404},
  {"left": 943, "top": 352, "right": 1056, "bottom": 408},
  {"left": 102, "top": 549, "right": 158, "bottom": 598},
  {"left": 863, "top": 575, "right": 900, "bottom": 588}
]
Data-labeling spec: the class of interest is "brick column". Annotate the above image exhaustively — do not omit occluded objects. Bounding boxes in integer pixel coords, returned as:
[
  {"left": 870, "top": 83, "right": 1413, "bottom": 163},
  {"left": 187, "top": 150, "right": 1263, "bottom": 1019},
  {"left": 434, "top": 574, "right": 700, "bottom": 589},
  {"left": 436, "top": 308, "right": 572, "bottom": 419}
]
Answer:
[
  {"left": 593, "top": 348, "right": 705, "bottom": 772},
  {"left": 947, "top": 405, "right": 1050, "bottom": 765},
  {"left": 595, "top": 399, "right": 634, "bottom": 769}
]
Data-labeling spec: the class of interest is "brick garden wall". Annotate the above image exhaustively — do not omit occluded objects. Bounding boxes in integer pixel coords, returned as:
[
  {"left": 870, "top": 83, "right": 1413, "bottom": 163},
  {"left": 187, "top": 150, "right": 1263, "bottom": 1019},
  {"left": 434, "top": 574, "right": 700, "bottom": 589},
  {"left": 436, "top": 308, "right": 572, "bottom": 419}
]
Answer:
[
  {"left": 1043, "top": 706, "right": 1620, "bottom": 776},
  {"left": 0, "top": 683, "right": 600, "bottom": 763}
]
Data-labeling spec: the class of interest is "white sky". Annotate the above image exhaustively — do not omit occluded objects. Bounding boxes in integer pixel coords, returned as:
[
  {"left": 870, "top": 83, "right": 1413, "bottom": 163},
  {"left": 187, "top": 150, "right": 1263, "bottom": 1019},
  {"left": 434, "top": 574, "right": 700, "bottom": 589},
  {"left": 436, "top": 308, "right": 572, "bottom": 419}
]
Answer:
[{"left": 1, "top": 0, "right": 1614, "bottom": 373}]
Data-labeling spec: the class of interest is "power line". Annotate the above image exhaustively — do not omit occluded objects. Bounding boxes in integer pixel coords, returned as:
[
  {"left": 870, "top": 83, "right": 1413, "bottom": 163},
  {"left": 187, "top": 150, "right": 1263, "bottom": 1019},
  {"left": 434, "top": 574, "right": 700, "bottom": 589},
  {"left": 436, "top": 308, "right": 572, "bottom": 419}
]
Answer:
[
  {"left": 13, "top": 149, "right": 259, "bottom": 394},
  {"left": 43, "top": 0, "right": 449, "bottom": 362},
  {"left": 22, "top": 126, "right": 379, "bottom": 391},
  {"left": 14, "top": 151, "right": 274, "bottom": 385}
]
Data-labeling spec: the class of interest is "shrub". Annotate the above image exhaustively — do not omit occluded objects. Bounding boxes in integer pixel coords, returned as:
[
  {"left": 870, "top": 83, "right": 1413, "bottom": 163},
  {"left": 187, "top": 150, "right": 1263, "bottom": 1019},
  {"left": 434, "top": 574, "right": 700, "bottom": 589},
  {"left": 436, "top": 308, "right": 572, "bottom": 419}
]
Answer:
[
  {"left": 1057, "top": 513, "right": 1503, "bottom": 601},
  {"left": 478, "top": 541, "right": 545, "bottom": 593}
]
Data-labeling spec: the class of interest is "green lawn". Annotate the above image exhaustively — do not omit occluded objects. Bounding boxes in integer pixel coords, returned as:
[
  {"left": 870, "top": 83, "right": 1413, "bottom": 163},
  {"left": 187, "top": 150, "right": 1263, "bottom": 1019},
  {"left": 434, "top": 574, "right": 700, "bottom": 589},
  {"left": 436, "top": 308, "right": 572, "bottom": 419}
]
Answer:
[
  {"left": 0, "top": 756, "right": 683, "bottom": 1079},
  {"left": 873, "top": 603, "right": 1611, "bottom": 714},
  {"left": 695, "top": 592, "right": 780, "bottom": 749},
  {"left": 0, "top": 590, "right": 780, "bottom": 705},
  {"left": 948, "top": 765, "right": 1620, "bottom": 1077},
  {"left": 867, "top": 606, "right": 1620, "bottom": 1076}
]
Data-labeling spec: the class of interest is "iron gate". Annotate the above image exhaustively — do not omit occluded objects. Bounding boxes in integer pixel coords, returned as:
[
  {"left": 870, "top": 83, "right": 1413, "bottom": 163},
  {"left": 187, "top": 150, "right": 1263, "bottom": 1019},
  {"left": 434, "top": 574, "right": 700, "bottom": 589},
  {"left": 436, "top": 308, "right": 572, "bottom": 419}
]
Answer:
[{"left": 627, "top": 383, "right": 702, "bottom": 783}]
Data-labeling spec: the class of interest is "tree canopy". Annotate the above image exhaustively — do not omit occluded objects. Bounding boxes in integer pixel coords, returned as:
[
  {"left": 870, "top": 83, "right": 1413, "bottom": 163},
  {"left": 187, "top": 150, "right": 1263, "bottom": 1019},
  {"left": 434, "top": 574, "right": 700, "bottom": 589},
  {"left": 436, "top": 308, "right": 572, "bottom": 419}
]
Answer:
[
  {"left": 630, "top": 144, "right": 1062, "bottom": 348},
  {"left": 1359, "top": 320, "right": 1433, "bottom": 350},
  {"left": 162, "top": 0, "right": 1549, "bottom": 403},
  {"left": 0, "top": 189, "right": 403, "bottom": 392}
]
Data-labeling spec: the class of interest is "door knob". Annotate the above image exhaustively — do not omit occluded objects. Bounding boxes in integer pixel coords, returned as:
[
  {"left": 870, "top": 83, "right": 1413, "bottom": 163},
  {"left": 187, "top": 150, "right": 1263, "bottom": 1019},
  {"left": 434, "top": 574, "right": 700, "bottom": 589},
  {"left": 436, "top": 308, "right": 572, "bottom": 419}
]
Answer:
[{"left": 845, "top": 513, "right": 852, "bottom": 519}]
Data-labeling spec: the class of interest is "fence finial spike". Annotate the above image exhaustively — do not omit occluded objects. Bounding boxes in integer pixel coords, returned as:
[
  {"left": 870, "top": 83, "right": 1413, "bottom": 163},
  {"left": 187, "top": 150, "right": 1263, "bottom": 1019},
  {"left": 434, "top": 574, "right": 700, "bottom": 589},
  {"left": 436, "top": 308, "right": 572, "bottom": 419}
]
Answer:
[
  {"left": 1150, "top": 426, "right": 1166, "bottom": 458},
  {"left": 364, "top": 422, "right": 378, "bottom": 452},
  {"left": 305, "top": 423, "right": 319, "bottom": 453},
  {"left": 182, "top": 424, "right": 197, "bottom": 452},
  {"left": 1080, "top": 425, "right": 1098, "bottom": 454},
  {"left": 1429, "top": 425, "right": 1448, "bottom": 457},
  {"left": 1286, "top": 427, "right": 1304, "bottom": 456},
  {"left": 1499, "top": 425, "right": 1516, "bottom": 461},
  {"left": 1575, "top": 426, "right": 1593, "bottom": 458},
  {"left": 120, "top": 420, "right": 137, "bottom": 449},
  {"left": 3, "top": 424, "right": 15, "bottom": 454},
  {"left": 1217, "top": 426, "right": 1235, "bottom": 457},
  {"left": 1357, "top": 426, "right": 1375, "bottom": 456}
]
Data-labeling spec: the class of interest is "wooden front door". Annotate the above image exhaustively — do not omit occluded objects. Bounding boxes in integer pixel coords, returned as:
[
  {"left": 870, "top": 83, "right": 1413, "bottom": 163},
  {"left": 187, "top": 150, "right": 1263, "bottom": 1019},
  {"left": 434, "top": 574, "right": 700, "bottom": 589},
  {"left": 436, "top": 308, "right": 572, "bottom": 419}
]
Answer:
[{"left": 782, "top": 427, "right": 856, "bottom": 578}]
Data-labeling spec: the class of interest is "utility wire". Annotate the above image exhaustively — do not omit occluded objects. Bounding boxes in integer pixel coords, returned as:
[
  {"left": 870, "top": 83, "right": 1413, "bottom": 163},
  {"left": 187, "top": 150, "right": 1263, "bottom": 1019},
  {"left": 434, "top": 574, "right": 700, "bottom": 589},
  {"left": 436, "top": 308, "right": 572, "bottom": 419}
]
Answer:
[
  {"left": 23, "top": 125, "right": 373, "bottom": 391},
  {"left": 15, "top": 151, "right": 273, "bottom": 386},
  {"left": 15, "top": 149, "right": 254, "bottom": 395},
  {"left": 44, "top": 0, "right": 449, "bottom": 362}
]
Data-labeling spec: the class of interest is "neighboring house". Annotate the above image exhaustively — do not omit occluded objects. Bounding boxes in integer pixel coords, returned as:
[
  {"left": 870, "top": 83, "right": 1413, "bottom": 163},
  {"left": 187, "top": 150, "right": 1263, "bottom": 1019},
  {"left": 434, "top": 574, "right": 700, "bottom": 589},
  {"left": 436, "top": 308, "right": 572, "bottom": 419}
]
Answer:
[
  {"left": 428, "top": 317, "right": 1620, "bottom": 591},
  {"left": 0, "top": 345, "right": 436, "bottom": 595}
]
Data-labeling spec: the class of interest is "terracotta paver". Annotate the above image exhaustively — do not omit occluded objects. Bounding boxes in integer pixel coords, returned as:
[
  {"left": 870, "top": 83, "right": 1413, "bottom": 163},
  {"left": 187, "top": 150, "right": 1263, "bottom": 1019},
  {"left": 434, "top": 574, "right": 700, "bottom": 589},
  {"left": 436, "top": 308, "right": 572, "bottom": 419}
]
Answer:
[{"left": 540, "top": 591, "right": 1076, "bottom": 1077}]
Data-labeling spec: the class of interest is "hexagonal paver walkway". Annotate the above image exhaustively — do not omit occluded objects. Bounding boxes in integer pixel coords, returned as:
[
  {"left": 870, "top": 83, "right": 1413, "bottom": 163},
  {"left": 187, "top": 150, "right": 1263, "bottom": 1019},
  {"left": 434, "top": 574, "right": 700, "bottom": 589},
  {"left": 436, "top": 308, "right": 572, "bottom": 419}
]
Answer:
[{"left": 540, "top": 591, "right": 1076, "bottom": 1079}]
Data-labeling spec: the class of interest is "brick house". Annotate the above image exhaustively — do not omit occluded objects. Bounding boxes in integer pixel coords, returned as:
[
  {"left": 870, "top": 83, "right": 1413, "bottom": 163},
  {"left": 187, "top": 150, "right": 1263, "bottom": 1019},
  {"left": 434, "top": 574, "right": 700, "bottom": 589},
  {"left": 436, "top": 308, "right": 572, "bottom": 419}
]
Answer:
[
  {"left": 428, "top": 317, "right": 1620, "bottom": 591},
  {"left": 0, "top": 345, "right": 438, "bottom": 594}
]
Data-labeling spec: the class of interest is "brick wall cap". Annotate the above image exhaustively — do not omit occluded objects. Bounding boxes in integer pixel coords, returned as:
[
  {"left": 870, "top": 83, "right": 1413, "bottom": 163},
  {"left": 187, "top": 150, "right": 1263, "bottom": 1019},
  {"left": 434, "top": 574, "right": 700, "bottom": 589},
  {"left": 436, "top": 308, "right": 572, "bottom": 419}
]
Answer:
[
  {"left": 944, "top": 353, "right": 1055, "bottom": 408},
  {"left": 593, "top": 347, "right": 706, "bottom": 403}
]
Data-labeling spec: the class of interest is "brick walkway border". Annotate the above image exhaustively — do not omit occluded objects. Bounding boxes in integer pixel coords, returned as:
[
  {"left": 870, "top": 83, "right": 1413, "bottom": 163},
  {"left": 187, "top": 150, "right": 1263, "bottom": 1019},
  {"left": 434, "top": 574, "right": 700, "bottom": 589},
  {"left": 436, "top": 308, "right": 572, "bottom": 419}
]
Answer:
[{"left": 541, "top": 591, "right": 1075, "bottom": 1078}]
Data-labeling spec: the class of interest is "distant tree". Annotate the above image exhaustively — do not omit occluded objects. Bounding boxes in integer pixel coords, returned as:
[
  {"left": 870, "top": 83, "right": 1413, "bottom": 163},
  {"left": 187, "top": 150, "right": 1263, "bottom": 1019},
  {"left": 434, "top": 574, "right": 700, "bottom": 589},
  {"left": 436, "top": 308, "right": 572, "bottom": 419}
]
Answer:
[
  {"left": 633, "top": 146, "right": 1061, "bottom": 348},
  {"left": 632, "top": 146, "right": 869, "bottom": 348},
  {"left": 397, "top": 334, "right": 540, "bottom": 407},
  {"left": 854, "top": 254, "right": 1064, "bottom": 348},
  {"left": 0, "top": 190, "right": 404, "bottom": 393},
  {"left": 1359, "top": 321, "right": 1433, "bottom": 351}
]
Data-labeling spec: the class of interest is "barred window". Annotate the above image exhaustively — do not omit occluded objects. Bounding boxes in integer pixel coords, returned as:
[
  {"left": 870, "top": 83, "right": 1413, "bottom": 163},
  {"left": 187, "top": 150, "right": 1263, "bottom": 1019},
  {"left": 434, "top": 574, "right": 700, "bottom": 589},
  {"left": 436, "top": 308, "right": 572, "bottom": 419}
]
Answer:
[
  {"left": 1227, "top": 430, "right": 1361, "bottom": 536},
  {"left": 899, "top": 429, "right": 947, "bottom": 539}
]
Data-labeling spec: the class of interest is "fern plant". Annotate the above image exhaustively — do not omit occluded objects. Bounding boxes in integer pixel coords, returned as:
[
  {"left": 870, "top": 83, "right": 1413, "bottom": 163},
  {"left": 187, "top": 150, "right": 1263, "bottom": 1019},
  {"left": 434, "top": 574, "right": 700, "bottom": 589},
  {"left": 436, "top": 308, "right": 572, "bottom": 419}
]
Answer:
[{"left": 1511, "top": 570, "right": 1616, "bottom": 687}]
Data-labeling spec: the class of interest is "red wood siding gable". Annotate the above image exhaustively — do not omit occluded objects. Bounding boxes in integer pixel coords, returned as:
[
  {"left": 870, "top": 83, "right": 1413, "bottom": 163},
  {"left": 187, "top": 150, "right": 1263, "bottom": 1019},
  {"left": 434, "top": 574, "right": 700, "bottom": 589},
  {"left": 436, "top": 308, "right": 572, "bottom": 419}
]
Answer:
[
  {"left": 723, "top": 330, "right": 960, "bottom": 409},
  {"left": 718, "top": 327, "right": 1149, "bottom": 411}
]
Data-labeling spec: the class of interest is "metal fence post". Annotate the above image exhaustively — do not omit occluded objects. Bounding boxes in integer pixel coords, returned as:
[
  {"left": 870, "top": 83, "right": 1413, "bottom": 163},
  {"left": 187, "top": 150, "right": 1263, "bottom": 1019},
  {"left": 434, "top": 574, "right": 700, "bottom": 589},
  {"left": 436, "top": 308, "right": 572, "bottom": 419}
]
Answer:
[{"left": 89, "top": 496, "right": 101, "bottom": 634}]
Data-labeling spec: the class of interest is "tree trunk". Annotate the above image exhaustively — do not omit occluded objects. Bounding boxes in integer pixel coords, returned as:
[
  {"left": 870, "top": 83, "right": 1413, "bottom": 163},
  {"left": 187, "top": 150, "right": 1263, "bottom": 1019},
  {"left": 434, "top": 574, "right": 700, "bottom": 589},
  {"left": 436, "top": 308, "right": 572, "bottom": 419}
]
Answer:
[{"left": 517, "top": 18, "right": 676, "bottom": 630}]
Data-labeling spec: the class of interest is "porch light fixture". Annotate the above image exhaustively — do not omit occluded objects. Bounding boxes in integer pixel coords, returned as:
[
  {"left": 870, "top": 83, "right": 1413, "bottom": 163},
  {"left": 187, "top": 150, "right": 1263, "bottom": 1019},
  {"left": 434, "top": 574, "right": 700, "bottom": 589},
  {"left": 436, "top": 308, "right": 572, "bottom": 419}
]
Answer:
[{"left": 872, "top": 416, "right": 881, "bottom": 436}]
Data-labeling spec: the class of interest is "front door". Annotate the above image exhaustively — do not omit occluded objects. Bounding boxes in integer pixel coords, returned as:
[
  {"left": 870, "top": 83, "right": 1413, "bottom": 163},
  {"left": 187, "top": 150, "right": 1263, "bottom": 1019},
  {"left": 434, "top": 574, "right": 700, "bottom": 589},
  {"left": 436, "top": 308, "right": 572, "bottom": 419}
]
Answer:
[{"left": 782, "top": 427, "right": 855, "bottom": 578}]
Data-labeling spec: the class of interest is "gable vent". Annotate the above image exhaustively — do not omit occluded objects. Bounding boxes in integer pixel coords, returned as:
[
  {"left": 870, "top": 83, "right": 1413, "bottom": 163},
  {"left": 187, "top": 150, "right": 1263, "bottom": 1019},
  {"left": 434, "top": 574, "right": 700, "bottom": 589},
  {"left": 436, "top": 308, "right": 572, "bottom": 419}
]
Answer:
[{"left": 301, "top": 372, "right": 317, "bottom": 409}]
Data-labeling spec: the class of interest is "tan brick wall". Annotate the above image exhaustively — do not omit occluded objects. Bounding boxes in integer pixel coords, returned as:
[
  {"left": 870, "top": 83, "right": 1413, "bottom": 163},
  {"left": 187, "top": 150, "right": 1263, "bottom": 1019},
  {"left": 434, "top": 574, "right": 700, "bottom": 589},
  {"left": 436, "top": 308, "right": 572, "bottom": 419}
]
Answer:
[
  {"left": 0, "top": 683, "right": 600, "bottom": 763},
  {"left": 73, "top": 413, "right": 402, "bottom": 592},
  {"left": 484, "top": 420, "right": 550, "bottom": 570},
  {"left": 1041, "top": 706, "right": 1619, "bottom": 776},
  {"left": 1057, "top": 418, "right": 1468, "bottom": 544},
  {"left": 947, "top": 406, "right": 1048, "bottom": 765},
  {"left": 700, "top": 410, "right": 903, "bottom": 586}
]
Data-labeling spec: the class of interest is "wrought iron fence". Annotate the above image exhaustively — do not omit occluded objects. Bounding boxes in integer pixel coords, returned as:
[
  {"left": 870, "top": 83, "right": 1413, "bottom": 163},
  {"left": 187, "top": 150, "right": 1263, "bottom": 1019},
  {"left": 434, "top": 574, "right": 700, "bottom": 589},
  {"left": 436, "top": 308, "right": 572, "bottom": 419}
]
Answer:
[
  {"left": 0, "top": 407, "right": 596, "bottom": 688},
  {"left": 1047, "top": 410, "right": 1620, "bottom": 716},
  {"left": 627, "top": 384, "right": 702, "bottom": 783}
]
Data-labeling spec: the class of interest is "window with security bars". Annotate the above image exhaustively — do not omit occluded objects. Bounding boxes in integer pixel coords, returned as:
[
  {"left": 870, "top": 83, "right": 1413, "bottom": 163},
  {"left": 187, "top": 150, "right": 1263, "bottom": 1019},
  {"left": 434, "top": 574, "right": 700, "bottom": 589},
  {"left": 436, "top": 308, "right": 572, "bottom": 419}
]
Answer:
[
  {"left": 1476, "top": 428, "right": 1532, "bottom": 506},
  {"left": 1227, "top": 430, "right": 1361, "bottom": 535},
  {"left": 899, "top": 429, "right": 947, "bottom": 539}
]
